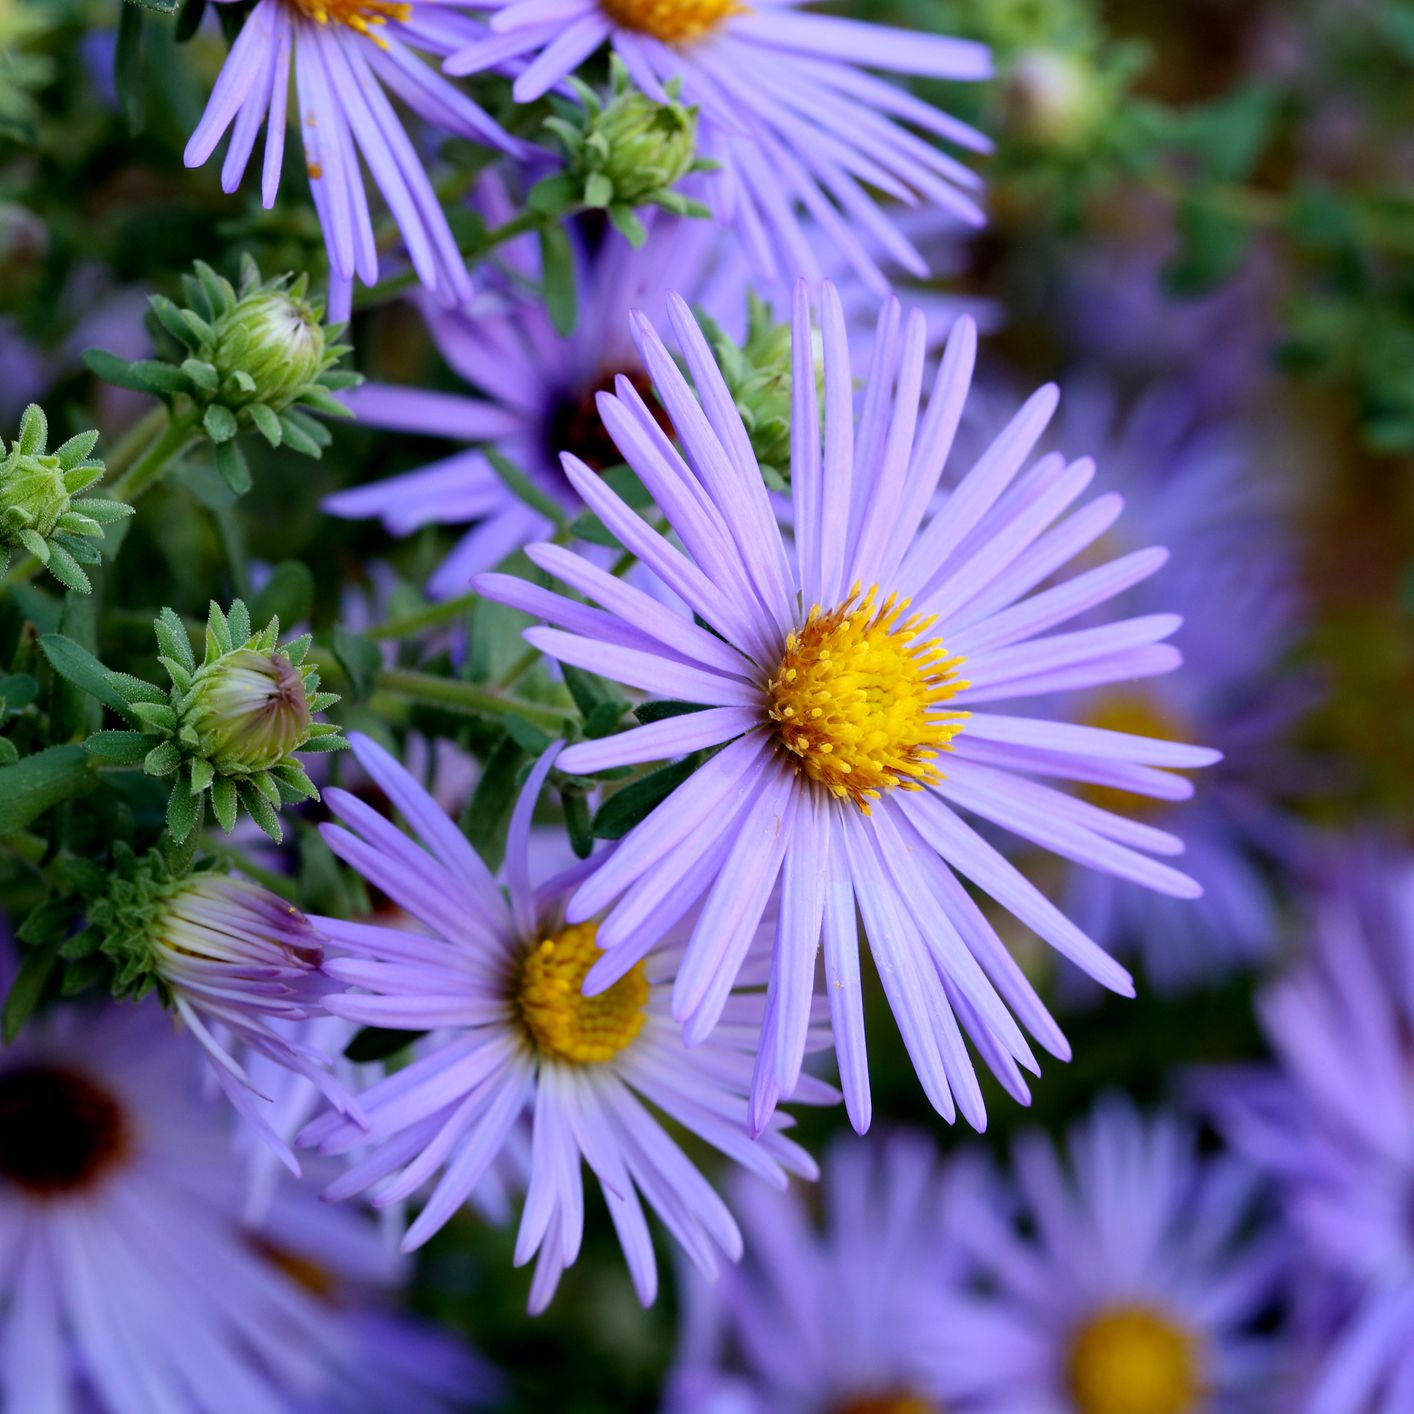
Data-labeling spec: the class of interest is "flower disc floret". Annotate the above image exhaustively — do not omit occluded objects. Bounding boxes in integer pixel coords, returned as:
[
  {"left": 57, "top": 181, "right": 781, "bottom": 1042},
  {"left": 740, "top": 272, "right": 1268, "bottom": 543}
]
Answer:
[
  {"left": 516, "top": 922, "right": 649, "bottom": 1064},
  {"left": 289, "top": 0, "right": 412, "bottom": 44},
  {"left": 767, "top": 584, "right": 968, "bottom": 811},
  {"left": 1067, "top": 1306, "right": 1201, "bottom": 1414},
  {"left": 600, "top": 0, "right": 743, "bottom": 44},
  {"left": 0, "top": 1065, "right": 131, "bottom": 1196}
]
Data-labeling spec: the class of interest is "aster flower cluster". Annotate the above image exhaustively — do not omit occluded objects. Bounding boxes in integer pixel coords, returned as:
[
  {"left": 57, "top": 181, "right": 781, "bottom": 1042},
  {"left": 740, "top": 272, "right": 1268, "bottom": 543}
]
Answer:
[{"left": 1, "top": 0, "right": 1408, "bottom": 1408}]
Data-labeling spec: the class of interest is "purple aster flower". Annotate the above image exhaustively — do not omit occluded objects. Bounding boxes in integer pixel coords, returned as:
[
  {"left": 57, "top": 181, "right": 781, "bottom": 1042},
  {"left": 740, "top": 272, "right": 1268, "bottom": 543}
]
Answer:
[
  {"left": 444, "top": 0, "right": 992, "bottom": 292},
  {"left": 326, "top": 206, "right": 986, "bottom": 599},
  {"left": 933, "top": 1098, "right": 1281, "bottom": 1414},
  {"left": 300, "top": 732, "right": 832, "bottom": 1312},
  {"left": 184, "top": 0, "right": 524, "bottom": 319},
  {"left": 664, "top": 1133, "right": 975, "bottom": 1414},
  {"left": 0, "top": 990, "right": 489, "bottom": 1413},
  {"left": 476, "top": 285, "right": 1218, "bottom": 1134},
  {"left": 995, "top": 381, "right": 1309, "bottom": 992},
  {"left": 139, "top": 871, "right": 359, "bottom": 1173},
  {"left": 1208, "top": 844, "right": 1414, "bottom": 1413}
]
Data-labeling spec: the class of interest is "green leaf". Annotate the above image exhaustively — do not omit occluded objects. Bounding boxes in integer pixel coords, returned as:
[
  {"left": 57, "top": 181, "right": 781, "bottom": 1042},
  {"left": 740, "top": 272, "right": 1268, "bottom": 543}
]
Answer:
[
  {"left": 248, "top": 402, "right": 282, "bottom": 446},
  {"left": 0, "top": 745, "right": 96, "bottom": 836},
  {"left": 240, "top": 782, "right": 283, "bottom": 841},
  {"left": 142, "top": 740, "right": 182, "bottom": 776},
  {"left": 633, "top": 699, "right": 710, "bottom": 725},
  {"left": 126, "top": 0, "right": 180, "bottom": 11},
  {"left": 505, "top": 714, "right": 554, "bottom": 754},
  {"left": 333, "top": 625, "right": 382, "bottom": 701},
  {"left": 203, "top": 403, "right": 239, "bottom": 444},
  {"left": 3, "top": 945, "right": 59, "bottom": 1044},
  {"left": 85, "top": 730, "right": 162, "bottom": 764},
  {"left": 210, "top": 774, "right": 238, "bottom": 833},
  {"left": 214, "top": 437, "right": 251, "bottom": 494},
  {"left": 0, "top": 739, "right": 16, "bottom": 767},
  {"left": 44, "top": 543, "right": 92, "bottom": 594},
  {"left": 155, "top": 606, "right": 197, "bottom": 672},
  {"left": 562, "top": 663, "right": 613, "bottom": 718},
  {"left": 344, "top": 1026, "right": 427, "bottom": 1063},
  {"left": 464, "top": 735, "right": 524, "bottom": 874},
  {"left": 166, "top": 775, "right": 201, "bottom": 842},
  {"left": 591, "top": 756, "right": 698, "bottom": 839},
  {"left": 563, "top": 789, "right": 593, "bottom": 859},
  {"left": 39, "top": 635, "right": 134, "bottom": 721},
  {"left": 539, "top": 222, "right": 579, "bottom": 337}
]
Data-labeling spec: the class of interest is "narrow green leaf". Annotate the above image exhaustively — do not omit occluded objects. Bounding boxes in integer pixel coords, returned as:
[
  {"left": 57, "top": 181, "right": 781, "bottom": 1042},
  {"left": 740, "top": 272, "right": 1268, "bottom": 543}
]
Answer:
[
  {"left": 591, "top": 756, "right": 698, "bottom": 839},
  {"left": 0, "top": 745, "right": 96, "bottom": 836}
]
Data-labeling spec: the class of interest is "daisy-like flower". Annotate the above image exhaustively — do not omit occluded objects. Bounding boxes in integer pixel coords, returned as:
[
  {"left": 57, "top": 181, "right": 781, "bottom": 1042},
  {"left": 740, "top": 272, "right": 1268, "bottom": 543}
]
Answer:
[
  {"left": 184, "top": 0, "right": 523, "bottom": 318},
  {"left": 327, "top": 204, "right": 984, "bottom": 598},
  {"left": 300, "top": 732, "right": 831, "bottom": 1311},
  {"left": 94, "top": 860, "right": 356, "bottom": 1171},
  {"left": 476, "top": 285, "right": 1217, "bottom": 1133},
  {"left": 664, "top": 1133, "right": 972, "bottom": 1414},
  {"left": 1209, "top": 845, "right": 1414, "bottom": 1413},
  {"left": 444, "top": 0, "right": 992, "bottom": 292},
  {"left": 933, "top": 1098, "right": 1280, "bottom": 1414},
  {"left": 0, "top": 990, "right": 489, "bottom": 1414}
]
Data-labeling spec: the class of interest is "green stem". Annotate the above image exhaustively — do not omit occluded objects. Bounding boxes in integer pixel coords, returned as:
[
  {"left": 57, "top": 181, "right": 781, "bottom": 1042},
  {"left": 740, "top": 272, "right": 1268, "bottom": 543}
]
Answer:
[
  {"left": 373, "top": 668, "right": 568, "bottom": 732},
  {"left": 107, "top": 414, "right": 200, "bottom": 503},
  {"left": 364, "top": 592, "right": 478, "bottom": 640},
  {"left": 102, "top": 405, "right": 169, "bottom": 482}
]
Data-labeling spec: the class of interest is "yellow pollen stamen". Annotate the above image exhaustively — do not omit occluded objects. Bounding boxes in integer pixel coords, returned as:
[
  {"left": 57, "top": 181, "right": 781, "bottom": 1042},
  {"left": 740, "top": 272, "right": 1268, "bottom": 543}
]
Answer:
[
  {"left": 289, "top": 0, "right": 412, "bottom": 47},
  {"left": 765, "top": 583, "right": 969, "bottom": 813},
  {"left": 601, "top": 0, "right": 745, "bottom": 44},
  {"left": 1067, "top": 1305, "right": 1203, "bottom": 1414},
  {"left": 1081, "top": 691, "right": 1190, "bottom": 818},
  {"left": 515, "top": 922, "right": 649, "bottom": 1065}
]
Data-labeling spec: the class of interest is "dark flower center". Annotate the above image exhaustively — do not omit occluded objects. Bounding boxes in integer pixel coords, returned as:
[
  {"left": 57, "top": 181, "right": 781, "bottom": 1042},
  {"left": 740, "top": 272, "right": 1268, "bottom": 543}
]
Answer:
[
  {"left": 0, "top": 1064, "right": 131, "bottom": 1195},
  {"left": 546, "top": 370, "right": 671, "bottom": 475}
]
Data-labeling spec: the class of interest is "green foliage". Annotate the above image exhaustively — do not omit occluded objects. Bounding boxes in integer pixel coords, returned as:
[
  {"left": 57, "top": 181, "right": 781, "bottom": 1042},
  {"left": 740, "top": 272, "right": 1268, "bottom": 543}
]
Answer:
[{"left": 532, "top": 58, "right": 715, "bottom": 247}]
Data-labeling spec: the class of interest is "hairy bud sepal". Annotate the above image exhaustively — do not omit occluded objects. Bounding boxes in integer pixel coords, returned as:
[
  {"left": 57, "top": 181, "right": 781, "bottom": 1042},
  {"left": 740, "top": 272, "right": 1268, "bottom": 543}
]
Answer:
[
  {"left": 84, "top": 256, "right": 360, "bottom": 496},
  {"left": 134, "top": 599, "right": 344, "bottom": 844},
  {"left": 0, "top": 404, "right": 131, "bottom": 591},
  {"left": 531, "top": 58, "right": 717, "bottom": 246}
]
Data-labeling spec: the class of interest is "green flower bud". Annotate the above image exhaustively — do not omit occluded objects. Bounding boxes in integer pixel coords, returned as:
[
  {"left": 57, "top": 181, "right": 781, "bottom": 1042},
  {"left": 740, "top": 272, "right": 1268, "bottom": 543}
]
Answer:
[
  {"left": 0, "top": 403, "right": 132, "bottom": 592},
  {"left": 209, "top": 285, "right": 330, "bottom": 410},
  {"left": 182, "top": 648, "right": 314, "bottom": 776},
  {"left": 534, "top": 57, "right": 716, "bottom": 246},
  {"left": 705, "top": 296, "right": 822, "bottom": 490},
  {"left": 105, "top": 256, "right": 362, "bottom": 495},
  {"left": 593, "top": 86, "right": 699, "bottom": 207},
  {"left": 1002, "top": 49, "right": 1105, "bottom": 152},
  {"left": 125, "top": 599, "right": 346, "bottom": 845}
]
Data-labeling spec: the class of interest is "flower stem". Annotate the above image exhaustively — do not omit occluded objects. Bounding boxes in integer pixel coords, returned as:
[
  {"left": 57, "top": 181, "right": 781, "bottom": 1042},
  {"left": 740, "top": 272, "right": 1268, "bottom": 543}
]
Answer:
[
  {"left": 372, "top": 668, "right": 568, "bottom": 732},
  {"left": 364, "top": 592, "right": 479, "bottom": 640},
  {"left": 106, "top": 413, "right": 200, "bottom": 503}
]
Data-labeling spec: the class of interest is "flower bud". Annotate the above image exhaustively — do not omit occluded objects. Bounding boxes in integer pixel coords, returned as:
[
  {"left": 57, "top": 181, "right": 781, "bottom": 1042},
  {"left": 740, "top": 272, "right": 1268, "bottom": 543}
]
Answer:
[
  {"left": 593, "top": 86, "right": 699, "bottom": 207},
  {"left": 536, "top": 58, "right": 714, "bottom": 243},
  {"left": 210, "top": 286, "right": 330, "bottom": 410},
  {"left": 0, "top": 403, "right": 131, "bottom": 592},
  {"left": 708, "top": 297, "right": 822, "bottom": 489},
  {"left": 1002, "top": 49, "right": 1104, "bottom": 152},
  {"left": 183, "top": 648, "right": 314, "bottom": 776},
  {"left": 117, "top": 599, "right": 345, "bottom": 844}
]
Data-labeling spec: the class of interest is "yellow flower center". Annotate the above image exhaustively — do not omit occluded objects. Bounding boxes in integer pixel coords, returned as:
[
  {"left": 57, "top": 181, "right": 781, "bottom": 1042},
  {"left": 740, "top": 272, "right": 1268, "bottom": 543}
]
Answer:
[
  {"left": 600, "top": 0, "right": 745, "bottom": 44},
  {"left": 1067, "top": 1306, "right": 1202, "bottom": 1414},
  {"left": 288, "top": 0, "right": 411, "bottom": 45},
  {"left": 1082, "top": 691, "right": 1190, "bottom": 817},
  {"left": 766, "top": 584, "right": 968, "bottom": 813},
  {"left": 516, "top": 922, "right": 650, "bottom": 1064}
]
